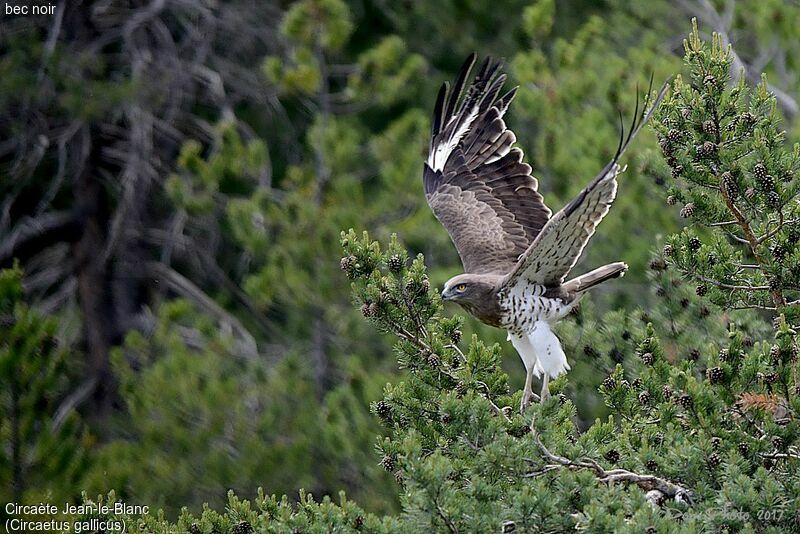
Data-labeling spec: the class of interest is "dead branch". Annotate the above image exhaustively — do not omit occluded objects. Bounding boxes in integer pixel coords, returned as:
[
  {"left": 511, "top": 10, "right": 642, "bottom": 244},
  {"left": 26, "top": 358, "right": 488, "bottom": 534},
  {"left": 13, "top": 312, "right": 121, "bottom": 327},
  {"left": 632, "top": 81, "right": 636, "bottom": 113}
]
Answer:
[{"left": 530, "top": 428, "right": 694, "bottom": 506}]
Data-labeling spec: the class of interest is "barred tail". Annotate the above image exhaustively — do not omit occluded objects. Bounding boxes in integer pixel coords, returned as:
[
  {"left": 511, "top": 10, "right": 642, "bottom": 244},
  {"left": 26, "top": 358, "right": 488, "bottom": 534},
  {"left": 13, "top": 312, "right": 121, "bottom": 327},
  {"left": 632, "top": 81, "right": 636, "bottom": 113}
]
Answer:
[{"left": 562, "top": 262, "right": 628, "bottom": 293}]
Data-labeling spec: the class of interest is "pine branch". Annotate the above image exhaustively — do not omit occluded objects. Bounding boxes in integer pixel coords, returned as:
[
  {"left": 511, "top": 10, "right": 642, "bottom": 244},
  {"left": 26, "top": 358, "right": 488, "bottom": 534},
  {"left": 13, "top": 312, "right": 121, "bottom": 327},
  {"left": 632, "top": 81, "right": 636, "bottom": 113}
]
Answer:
[{"left": 530, "top": 427, "right": 694, "bottom": 506}]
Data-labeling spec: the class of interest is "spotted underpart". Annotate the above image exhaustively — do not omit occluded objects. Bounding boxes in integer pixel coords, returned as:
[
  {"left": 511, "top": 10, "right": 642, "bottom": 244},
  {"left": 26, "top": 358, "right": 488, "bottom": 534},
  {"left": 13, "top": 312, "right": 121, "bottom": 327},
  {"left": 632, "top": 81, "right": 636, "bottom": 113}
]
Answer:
[{"left": 497, "top": 279, "right": 577, "bottom": 336}]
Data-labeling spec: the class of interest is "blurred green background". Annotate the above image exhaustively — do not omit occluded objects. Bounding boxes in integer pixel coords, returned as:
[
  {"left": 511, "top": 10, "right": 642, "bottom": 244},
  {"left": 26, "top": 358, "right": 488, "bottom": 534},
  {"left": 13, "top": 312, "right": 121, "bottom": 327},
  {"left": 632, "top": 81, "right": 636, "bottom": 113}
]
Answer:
[{"left": 1, "top": 0, "right": 799, "bottom": 519}]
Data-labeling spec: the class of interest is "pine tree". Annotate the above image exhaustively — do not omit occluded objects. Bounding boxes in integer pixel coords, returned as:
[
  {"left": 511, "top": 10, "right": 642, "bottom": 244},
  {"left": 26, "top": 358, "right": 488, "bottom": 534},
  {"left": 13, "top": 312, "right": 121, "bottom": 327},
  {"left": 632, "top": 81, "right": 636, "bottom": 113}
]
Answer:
[{"left": 0, "top": 266, "right": 87, "bottom": 506}]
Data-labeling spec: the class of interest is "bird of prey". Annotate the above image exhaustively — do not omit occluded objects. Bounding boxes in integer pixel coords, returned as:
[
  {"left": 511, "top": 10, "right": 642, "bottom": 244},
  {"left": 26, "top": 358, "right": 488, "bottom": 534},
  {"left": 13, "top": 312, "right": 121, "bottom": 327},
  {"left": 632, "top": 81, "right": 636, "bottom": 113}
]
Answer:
[{"left": 424, "top": 54, "right": 666, "bottom": 411}]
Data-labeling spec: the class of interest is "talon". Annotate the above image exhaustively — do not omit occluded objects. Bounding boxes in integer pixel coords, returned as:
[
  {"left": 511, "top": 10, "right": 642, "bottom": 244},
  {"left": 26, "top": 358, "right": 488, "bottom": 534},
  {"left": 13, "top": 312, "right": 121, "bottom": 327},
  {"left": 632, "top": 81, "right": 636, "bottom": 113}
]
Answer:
[
  {"left": 520, "top": 391, "right": 532, "bottom": 413},
  {"left": 519, "top": 389, "right": 540, "bottom": 413}
]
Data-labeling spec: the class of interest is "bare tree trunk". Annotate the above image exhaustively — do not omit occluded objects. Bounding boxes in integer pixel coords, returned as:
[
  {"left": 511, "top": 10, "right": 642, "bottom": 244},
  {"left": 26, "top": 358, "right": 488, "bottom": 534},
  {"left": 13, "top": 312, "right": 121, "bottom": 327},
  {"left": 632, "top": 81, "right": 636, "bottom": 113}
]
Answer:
[{"left": 70, "top": 129, "right": 118, "bottom": 423}]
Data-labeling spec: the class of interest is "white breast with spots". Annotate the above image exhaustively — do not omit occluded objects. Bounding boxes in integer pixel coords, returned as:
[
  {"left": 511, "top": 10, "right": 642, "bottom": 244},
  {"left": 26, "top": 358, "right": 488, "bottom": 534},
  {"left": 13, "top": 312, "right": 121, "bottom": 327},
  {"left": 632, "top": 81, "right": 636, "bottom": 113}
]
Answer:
[{"left": 498, "top": 279, "right": 573, "bottom": 335}]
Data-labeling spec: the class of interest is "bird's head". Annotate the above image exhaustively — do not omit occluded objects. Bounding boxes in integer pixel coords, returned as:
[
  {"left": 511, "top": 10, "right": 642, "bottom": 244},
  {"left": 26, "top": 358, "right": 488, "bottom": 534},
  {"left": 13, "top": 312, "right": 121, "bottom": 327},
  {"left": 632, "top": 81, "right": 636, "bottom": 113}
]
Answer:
[{"left": 441, "top": 273, "right": 498, "bottom": 304}]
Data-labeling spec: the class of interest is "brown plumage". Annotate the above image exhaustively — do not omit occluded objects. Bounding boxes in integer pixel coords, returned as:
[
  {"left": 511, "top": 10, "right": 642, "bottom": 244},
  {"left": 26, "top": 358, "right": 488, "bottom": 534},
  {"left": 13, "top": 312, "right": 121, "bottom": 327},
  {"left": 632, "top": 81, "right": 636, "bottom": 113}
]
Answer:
[{"left": 425, "top": 54, "right": 667, "bottom": 410}]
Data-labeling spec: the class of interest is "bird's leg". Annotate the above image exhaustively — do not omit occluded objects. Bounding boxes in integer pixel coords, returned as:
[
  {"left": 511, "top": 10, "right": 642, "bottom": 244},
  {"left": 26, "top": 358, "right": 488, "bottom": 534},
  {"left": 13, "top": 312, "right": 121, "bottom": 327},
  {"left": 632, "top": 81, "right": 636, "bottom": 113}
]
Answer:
[
  {"left": 520, "top": 367, "right": 540, "bottom": 413},
  {"left": 540, "top": 373, "right": 551, "bottom": 401}
]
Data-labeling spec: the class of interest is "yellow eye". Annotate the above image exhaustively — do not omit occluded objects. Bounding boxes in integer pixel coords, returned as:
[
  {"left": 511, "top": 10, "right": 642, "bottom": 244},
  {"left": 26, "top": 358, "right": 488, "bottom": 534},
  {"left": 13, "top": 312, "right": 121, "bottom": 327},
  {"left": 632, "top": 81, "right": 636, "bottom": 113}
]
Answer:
[{"left": 455, "top": 284, "right": 467, "bottom": 292}]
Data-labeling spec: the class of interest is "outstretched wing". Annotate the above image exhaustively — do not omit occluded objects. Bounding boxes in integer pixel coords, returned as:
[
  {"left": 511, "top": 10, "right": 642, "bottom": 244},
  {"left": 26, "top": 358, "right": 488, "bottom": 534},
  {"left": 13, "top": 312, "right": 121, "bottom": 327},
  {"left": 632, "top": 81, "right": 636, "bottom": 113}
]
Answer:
[
  {"left": 423, "top": 54, "right": 551, "bottom": 275},
  {"left": 504, "top": 80, "right": 669, "bottom": 287}
]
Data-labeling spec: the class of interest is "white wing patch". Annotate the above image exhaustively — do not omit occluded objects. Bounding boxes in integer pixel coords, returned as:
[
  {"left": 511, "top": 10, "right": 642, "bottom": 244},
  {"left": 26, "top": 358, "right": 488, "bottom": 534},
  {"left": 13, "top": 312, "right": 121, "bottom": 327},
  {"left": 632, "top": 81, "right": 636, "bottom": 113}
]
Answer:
[{"left": 427, "top": 105, "right": 480, "bottom": 172}]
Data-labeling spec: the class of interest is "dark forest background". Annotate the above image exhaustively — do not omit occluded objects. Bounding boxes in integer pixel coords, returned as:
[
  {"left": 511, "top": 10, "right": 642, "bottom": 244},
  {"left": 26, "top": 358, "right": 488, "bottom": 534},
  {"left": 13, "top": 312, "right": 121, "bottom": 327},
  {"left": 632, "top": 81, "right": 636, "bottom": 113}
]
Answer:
[{"left": 1, "top": 0, "right": 799, "bottom": 519}]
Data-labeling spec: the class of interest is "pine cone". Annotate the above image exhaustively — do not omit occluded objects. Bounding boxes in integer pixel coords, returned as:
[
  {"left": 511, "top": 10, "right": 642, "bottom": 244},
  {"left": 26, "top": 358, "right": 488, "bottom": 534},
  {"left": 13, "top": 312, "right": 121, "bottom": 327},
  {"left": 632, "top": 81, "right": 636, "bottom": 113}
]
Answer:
[
  {"left": 659, "top": 137, "right": 674, "bottom": 156},
  {"left": 655, "top": 285, "right": 667, "bottom": 297},
  {"left": 680, "top": 297, "right": 690, "bottom": 308},
  {"left": 707, "top": 366, "right": 724, "bottom": 384},
  {"left": 772, "top": 244, "right": 786, "bottom": 262},
  {"left": 769, "top": 276, "right": 783, "bottom": 291},
  {"left": 694, "top": 143, "right": 707, "bottom": 159},
  {"left": 754, "top": 161, "right": 768, "bottom": 181},
  {"left": 787, "top": 227, "right": 800, "bottom": 244},
  {"left": 604, "top": 449, "right": 620, "bottom": 463},
  {"left": 696, "top": 284, "right": 708, "bottom": 296},
  {"left": 772, "top": 436, "right": 784, "bottom": 450},
  {"left": 740, "top": 111, "right": 755, "bottom": 125},
  {"left": 707, "top": 452, "right": 722, "bottom": 468},
  {"left": 632, "top": 378, "right": 643, "bottom": 389},
  {"left": 381, "top": 454, "right": 395, "bottom": 472},
  {"left": 743, "top": 335, "right": 754, "bottom": 347},
  {"left": 454, "top": 381, "right": 467, "bottom": 397},
  {"left": 678, "top": 393, "right": 693, "bottom": 409},
  {"left": 450, "top": 329, "right": 462, "bottom": 343},
  {"left": 757, "top": 172, "right": 775, "bottom": 191},
  {"left": 354, "top": 516, "right": 364, "bottom": 530},
  {"left": 388, "top": 254, "right": 403, "bottom": 272},
  {"left": 341, "top": 255, "right": 358, "bottom": 277},
  {"left": 645, "top": 459, "right": 658, "bottom": 471},
  {"left": 666, "top": 195, "right": 677, "bottom": 205},
  {"left": 641, "top": 352, "right": 654, "bottom": 365},
  {"left": 426, "top": 353, "right": 441, "bottom": 368},
  {"left": 721, "top": 171, "right": 738, "bottom": 199},
  {"left": 671, "top": 164, "right": 684, "bottom": 179},
  {"left": 231, "top": 521, "right": 254, "bottom": 534},
  {"left": 601, "top": 376, "right": 617, "bottom": 389},
  {"left": 703, "top": 141, "right": 717, "bottom": 156},
  {"left": 689, "top": 348, "right": 701, "bottom": 361},
  {"left": 698, "top": 306, "right": 711, "bottom": 318},
  {"left": 770, "top": 345, "right": 782, "bottom": 365},
  {"left": 718, "top": 348, "right": 729, "bottom": 362},
  {"left": 667, "top": 129, "right": 682, "bottom": 143},
  {"left": 710, "top": 437, "right": 722, "bottom": 449},
  {"left": 649, "top": 258, "right": 667, "bottom": 271},
  {"left": 689, "top": 236, "right": 701, "bottom": 251},
  {"left": 662, "top": 385, "right": 673, "bottom": 400},
  {"left": 702, "top": 119, "right": 717, "bottom": 136},
  {"left": 361, "top": 302, "right": 378, "bottom": 318},
  {"left": 375, "top": 400, "right": 393, "bottom": 422},
  {"left": 421, "top": 276, "right": 430, "bottom": 292},
  {"left": 703, "top": 73, "right": 716, "bottom": 86},
  {"left": 663, "top": 244, "right": 674, "bottom": 257},
  {"left": 737, "top": 442, "right": 749, "bottom": 455},
  {"left": 680, "top": 203, "right": 695, "bottom": 218},
  {"left": 639, "top": 390, "right": 651, "bottom": 404},
  {"left": 765, "top": 372, "right": 778, "bottom": 384},
  {"left": 766, "top": 190, "right": 780, "bottom": 208}
]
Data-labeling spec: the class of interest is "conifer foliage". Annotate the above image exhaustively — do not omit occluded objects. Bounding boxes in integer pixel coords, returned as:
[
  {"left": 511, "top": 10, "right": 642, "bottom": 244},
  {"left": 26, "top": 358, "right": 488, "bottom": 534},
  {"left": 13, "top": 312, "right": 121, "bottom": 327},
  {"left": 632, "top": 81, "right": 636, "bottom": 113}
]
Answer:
[{"left": 655, "top": 20, "right": 800, "bottom": 321}]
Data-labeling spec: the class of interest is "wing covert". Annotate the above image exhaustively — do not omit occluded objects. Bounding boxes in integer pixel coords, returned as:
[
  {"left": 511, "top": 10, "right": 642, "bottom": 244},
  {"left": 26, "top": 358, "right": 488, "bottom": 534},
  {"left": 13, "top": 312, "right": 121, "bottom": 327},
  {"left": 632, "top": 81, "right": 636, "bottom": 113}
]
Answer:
[{"left": 504, "top": 80, "right": 669, "bottom": 287}]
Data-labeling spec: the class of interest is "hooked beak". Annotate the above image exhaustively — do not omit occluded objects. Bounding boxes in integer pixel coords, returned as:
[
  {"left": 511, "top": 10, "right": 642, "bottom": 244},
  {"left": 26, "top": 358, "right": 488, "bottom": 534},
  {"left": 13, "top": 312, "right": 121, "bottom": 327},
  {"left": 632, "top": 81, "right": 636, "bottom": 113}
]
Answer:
[{"left": 441, "top": 289, "right": 451, "bottom": 301}]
